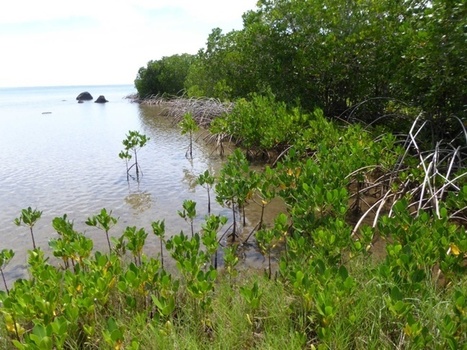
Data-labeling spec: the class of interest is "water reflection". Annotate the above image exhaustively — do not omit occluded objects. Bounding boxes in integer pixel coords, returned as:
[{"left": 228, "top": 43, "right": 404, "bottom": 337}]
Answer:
[
  {"left": 124, "top": 190, "right": 152, "bottom": 213},
  {"left": 138, "top": 105, "right": 174, "bottom": 139},
  {"left": 182, "top": 165, "right": 198, "bottom": 191},
  {"left": 123, "top": 155, "right": 151, "bottom": 213}
]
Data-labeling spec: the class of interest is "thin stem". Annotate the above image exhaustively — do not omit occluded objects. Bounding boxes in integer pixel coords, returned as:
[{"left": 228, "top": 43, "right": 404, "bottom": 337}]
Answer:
[
  {"left": 242, "top": 221, "right": 261, "bottom": 244},
  {"left": 160, "top": 238, "right": 164, "bottom": 269},
  {"left": 189, "top": 131, "right": 193, "bottom": 159},
  {"left": 1, "top": 268, "right": 9, "bottom": 294},
  {"left": 217, "top": 223, "right": 234, "bottom": 244},
  {"left": 29, "top": 227, "right": 36, "bottom": 249},
  {"left": 259, "top": 204, "right": 265, "bottom": 229},
  {"left": 12, "top": 314, "right": 20, "bottom": 342},
  {"left": 242, "top": 205, "right": 246, "bottom": 227},
  {"left": 207, "top": 187, "right": 211, "bottom": 215},
  {"left": 134, "top": 151, "right": 139, "bottom": 179},
  {"left": 105, "top": 231, "right": 112, "bottom": 253},
  {"left": 268, "top": 251, "right": 272, "bottom": 280},
  {"left": 231, "top": 203, "right": 237, "bottom": 242}
]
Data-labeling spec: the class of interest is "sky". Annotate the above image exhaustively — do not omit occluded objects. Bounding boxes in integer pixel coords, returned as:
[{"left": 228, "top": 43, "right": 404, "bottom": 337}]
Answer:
[{"left": 0, "top": 0, "right": 258, "bottom": 88}]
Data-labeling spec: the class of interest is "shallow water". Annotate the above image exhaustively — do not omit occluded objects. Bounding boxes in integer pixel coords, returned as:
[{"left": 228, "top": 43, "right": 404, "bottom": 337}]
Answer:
[{"left": 0, "top": 85, "right": 279, "bottom": 287}]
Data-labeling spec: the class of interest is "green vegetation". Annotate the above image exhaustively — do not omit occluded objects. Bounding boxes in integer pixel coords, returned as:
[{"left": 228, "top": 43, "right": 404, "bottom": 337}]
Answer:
[
  {"left": 136, "top": 0, "right": 465, "bottom": 128},
  {"left": 197, "top": 170, "right": 215, "bottom": 215},
  {"left": 178, "top": 112, "right": 199, "bottom": 159},
  {"left": 118, "top": 130, "right": 150, "bottom": 181},
  {"left": 134, "top": 54, "right": 195, "bottom": 98},
  {"left": 14, "top": 208, "right": 42, "bottom": 250},
  {"left": 215, "top": 149, "right": 258, "bottom": 241},
  {"left": 1, "top": 0, "right": 466, "bottom": 348},
  {"left": 1, "top": 106, "right": 466, "bottom": 348},
  {"left": 85, "top": 209, "right": 117, "bottom": 254},
  {"left": 177, "top": 200, "right": 197, "bottom": 237},
  {"left": 0, "top": 250, "right": 14, "bottom": 294}
]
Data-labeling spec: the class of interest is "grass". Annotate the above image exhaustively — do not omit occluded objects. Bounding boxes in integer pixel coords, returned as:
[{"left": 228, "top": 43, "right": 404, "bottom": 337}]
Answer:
[
  {"left": 12, "top": 260, "right": 458, "bottom": 350},
  {"left": 126, "top": 271, "right": 303, "bottom": 350}
]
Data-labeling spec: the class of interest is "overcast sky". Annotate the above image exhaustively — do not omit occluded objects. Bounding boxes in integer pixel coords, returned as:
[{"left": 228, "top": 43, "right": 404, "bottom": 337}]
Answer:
[{"left": 0, "top": 0, "right": 257, "bottom": 88}]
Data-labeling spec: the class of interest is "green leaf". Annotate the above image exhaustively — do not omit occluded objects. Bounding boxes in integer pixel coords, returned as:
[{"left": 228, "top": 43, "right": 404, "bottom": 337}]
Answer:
[
  {"left": 390, "top": 286, "right": 403, "bottom": 301},
  {"left": 111, "top": 329, "right": 124, "bottom": 342}
]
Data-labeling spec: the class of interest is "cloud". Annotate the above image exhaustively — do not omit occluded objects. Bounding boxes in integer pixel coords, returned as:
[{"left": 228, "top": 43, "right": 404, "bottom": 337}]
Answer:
[
  {"left": 0, "top": 0, "right": 257, "bottom": 87},
  {"left": 1, "top": 0, "right": 254, "bottom": 28},
  {"left": 134, "top": 0, "right": 254, "bottom": 25}
]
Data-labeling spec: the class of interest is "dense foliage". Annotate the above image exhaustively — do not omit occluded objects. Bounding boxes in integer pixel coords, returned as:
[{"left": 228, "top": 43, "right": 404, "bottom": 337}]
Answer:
[
  {"left": 134, "top": 54, "right": 195, "bottom": 98},
  {"left": 1, "top": 106, "right": 466, "bottom": 349},
  {"left": 1, "top": 1, "right": 466, "bottom": 348},
  {"left": 137, "top": 0, "right": 466, "bottom": 127}
]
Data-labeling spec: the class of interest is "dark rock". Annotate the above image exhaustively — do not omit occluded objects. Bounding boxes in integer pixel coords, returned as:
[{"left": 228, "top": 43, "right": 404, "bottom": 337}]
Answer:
[
  {"left": 76, "top": 91, "right": 93, "bottom": 101},
  {"left": 95, "top": 95, "right": 108, "bottom": 103},
  {"left": 78, "top": 100, "right": 83, "bottom": 104}
]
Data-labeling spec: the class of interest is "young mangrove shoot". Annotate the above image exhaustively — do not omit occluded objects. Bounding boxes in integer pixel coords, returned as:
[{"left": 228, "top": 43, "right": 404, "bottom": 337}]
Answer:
[
  {"left": 178, "top": 200, "right": 197, "bottom": 237},
  {"left": 197, "top": 169, "right": 216, "bottom": 215},
  {"left": 85, "top": 208, "right": 118, "bottom": 253},
  {"left": 151, "top": 220, "right": 166, "bottom": 268},
  {"left": 119, "top": 130, "right": 150, "bottom": 181},
  {"left": 14, "top": 207, "right": 42, "bottom": 250},
  {"left": 179, "top": 112, "right": 199, "bottom": 159},
  {"left": 0, "top": 249, "right": 14, "bottom": 294}
]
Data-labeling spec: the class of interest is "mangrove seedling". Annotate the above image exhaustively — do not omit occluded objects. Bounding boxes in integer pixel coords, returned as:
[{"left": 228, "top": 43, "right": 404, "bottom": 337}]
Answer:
[
  {"left": 119, "top": 130, "right": 150, "bottom": 181},
  {"left": 49, "top": 214, "right": 78, "bottom": 269},
  {"left": 255, "top": 228, "right": 277, "bottom": 279},
  {"left": 197, "top": 169, "right": 216, "bottom": 214},
  {"left": 119, "top": 150, "right": 131, "bottom": 179},
  {"left": 201, "top": 214, "right": 227, "bottom": 269},
  {"left": 215, "top": 150, "right": 257, "bottom": 241},
  {"left": 111, "top": 234, "right": 127, "bottom": 257},
  {"left": 0, "top": 249, "right": 14, "bottom": 294},
  {"left": 178, "top": 200, "right": 197, "bottom": 237},
  {"left": 208, "top": 117, "right": 229, "bottom": 156},
  {"left": 49, "top": 214, "right": 93, "bottom": 269},
  {"left": 255, "top": 213, "right": 287, "bottom": 279},
  {"left": 254, "top": 166, "right": 277, "bottom": 230},
  {"left": 14, "top": 207, "right": 42, "bottom": 249},
  {"left": 85, "top": 208, "right": 118, "bottom": 253},
  {"left": 179, "top": 112, "right": 199, "bottom": 159},
  {"left": 123, "top": 226, "right": 148, "bottom": 266},
  {"left": 151, "top": 220, "right": 166, "bottom": 268}
]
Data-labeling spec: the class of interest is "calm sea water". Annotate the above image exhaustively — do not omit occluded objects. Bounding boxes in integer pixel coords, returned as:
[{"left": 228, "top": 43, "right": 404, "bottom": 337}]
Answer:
[{"left": 0, "top": 85, "right": 236, "bottom": 285}]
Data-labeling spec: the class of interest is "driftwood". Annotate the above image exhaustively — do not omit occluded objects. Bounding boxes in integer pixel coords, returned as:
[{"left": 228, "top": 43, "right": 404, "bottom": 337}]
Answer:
[{"left": 136, "top": 95, "right": 234, "bottom": 128}]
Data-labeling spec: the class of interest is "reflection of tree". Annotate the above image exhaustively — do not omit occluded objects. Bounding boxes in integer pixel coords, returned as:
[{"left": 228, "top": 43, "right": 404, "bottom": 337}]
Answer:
[
  {"left": 125, "top": 191, "right": 152, "bottom": 213},
  {"left": 182, "top": 163, "right": 197, "bottom": 192},
  {"left": 137, "top": 105, "right": 168, "bottom": 139}
]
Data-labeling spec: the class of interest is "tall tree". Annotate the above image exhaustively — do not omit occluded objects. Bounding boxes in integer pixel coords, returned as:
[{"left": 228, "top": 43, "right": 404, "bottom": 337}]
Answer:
[
  {"left": 393, "top": 0, "right": 466, "bottom": 124},
  {"left": 135, "top": 53, "right": 195, "bottom": 98}
]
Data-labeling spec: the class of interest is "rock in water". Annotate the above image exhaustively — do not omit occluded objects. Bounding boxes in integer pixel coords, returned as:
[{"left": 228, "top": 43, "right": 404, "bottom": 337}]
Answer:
[
  {"left": 95, "top": 95, "right": 108, "bottom": 103},
  {"left": 76, "top": 92, "right": 93, "bottom": 101}
]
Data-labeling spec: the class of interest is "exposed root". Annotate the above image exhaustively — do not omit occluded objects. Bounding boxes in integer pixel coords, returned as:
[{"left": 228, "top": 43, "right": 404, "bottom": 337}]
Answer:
[{"left": 138, "top": 95, "right": 234, "bottom": 128}]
